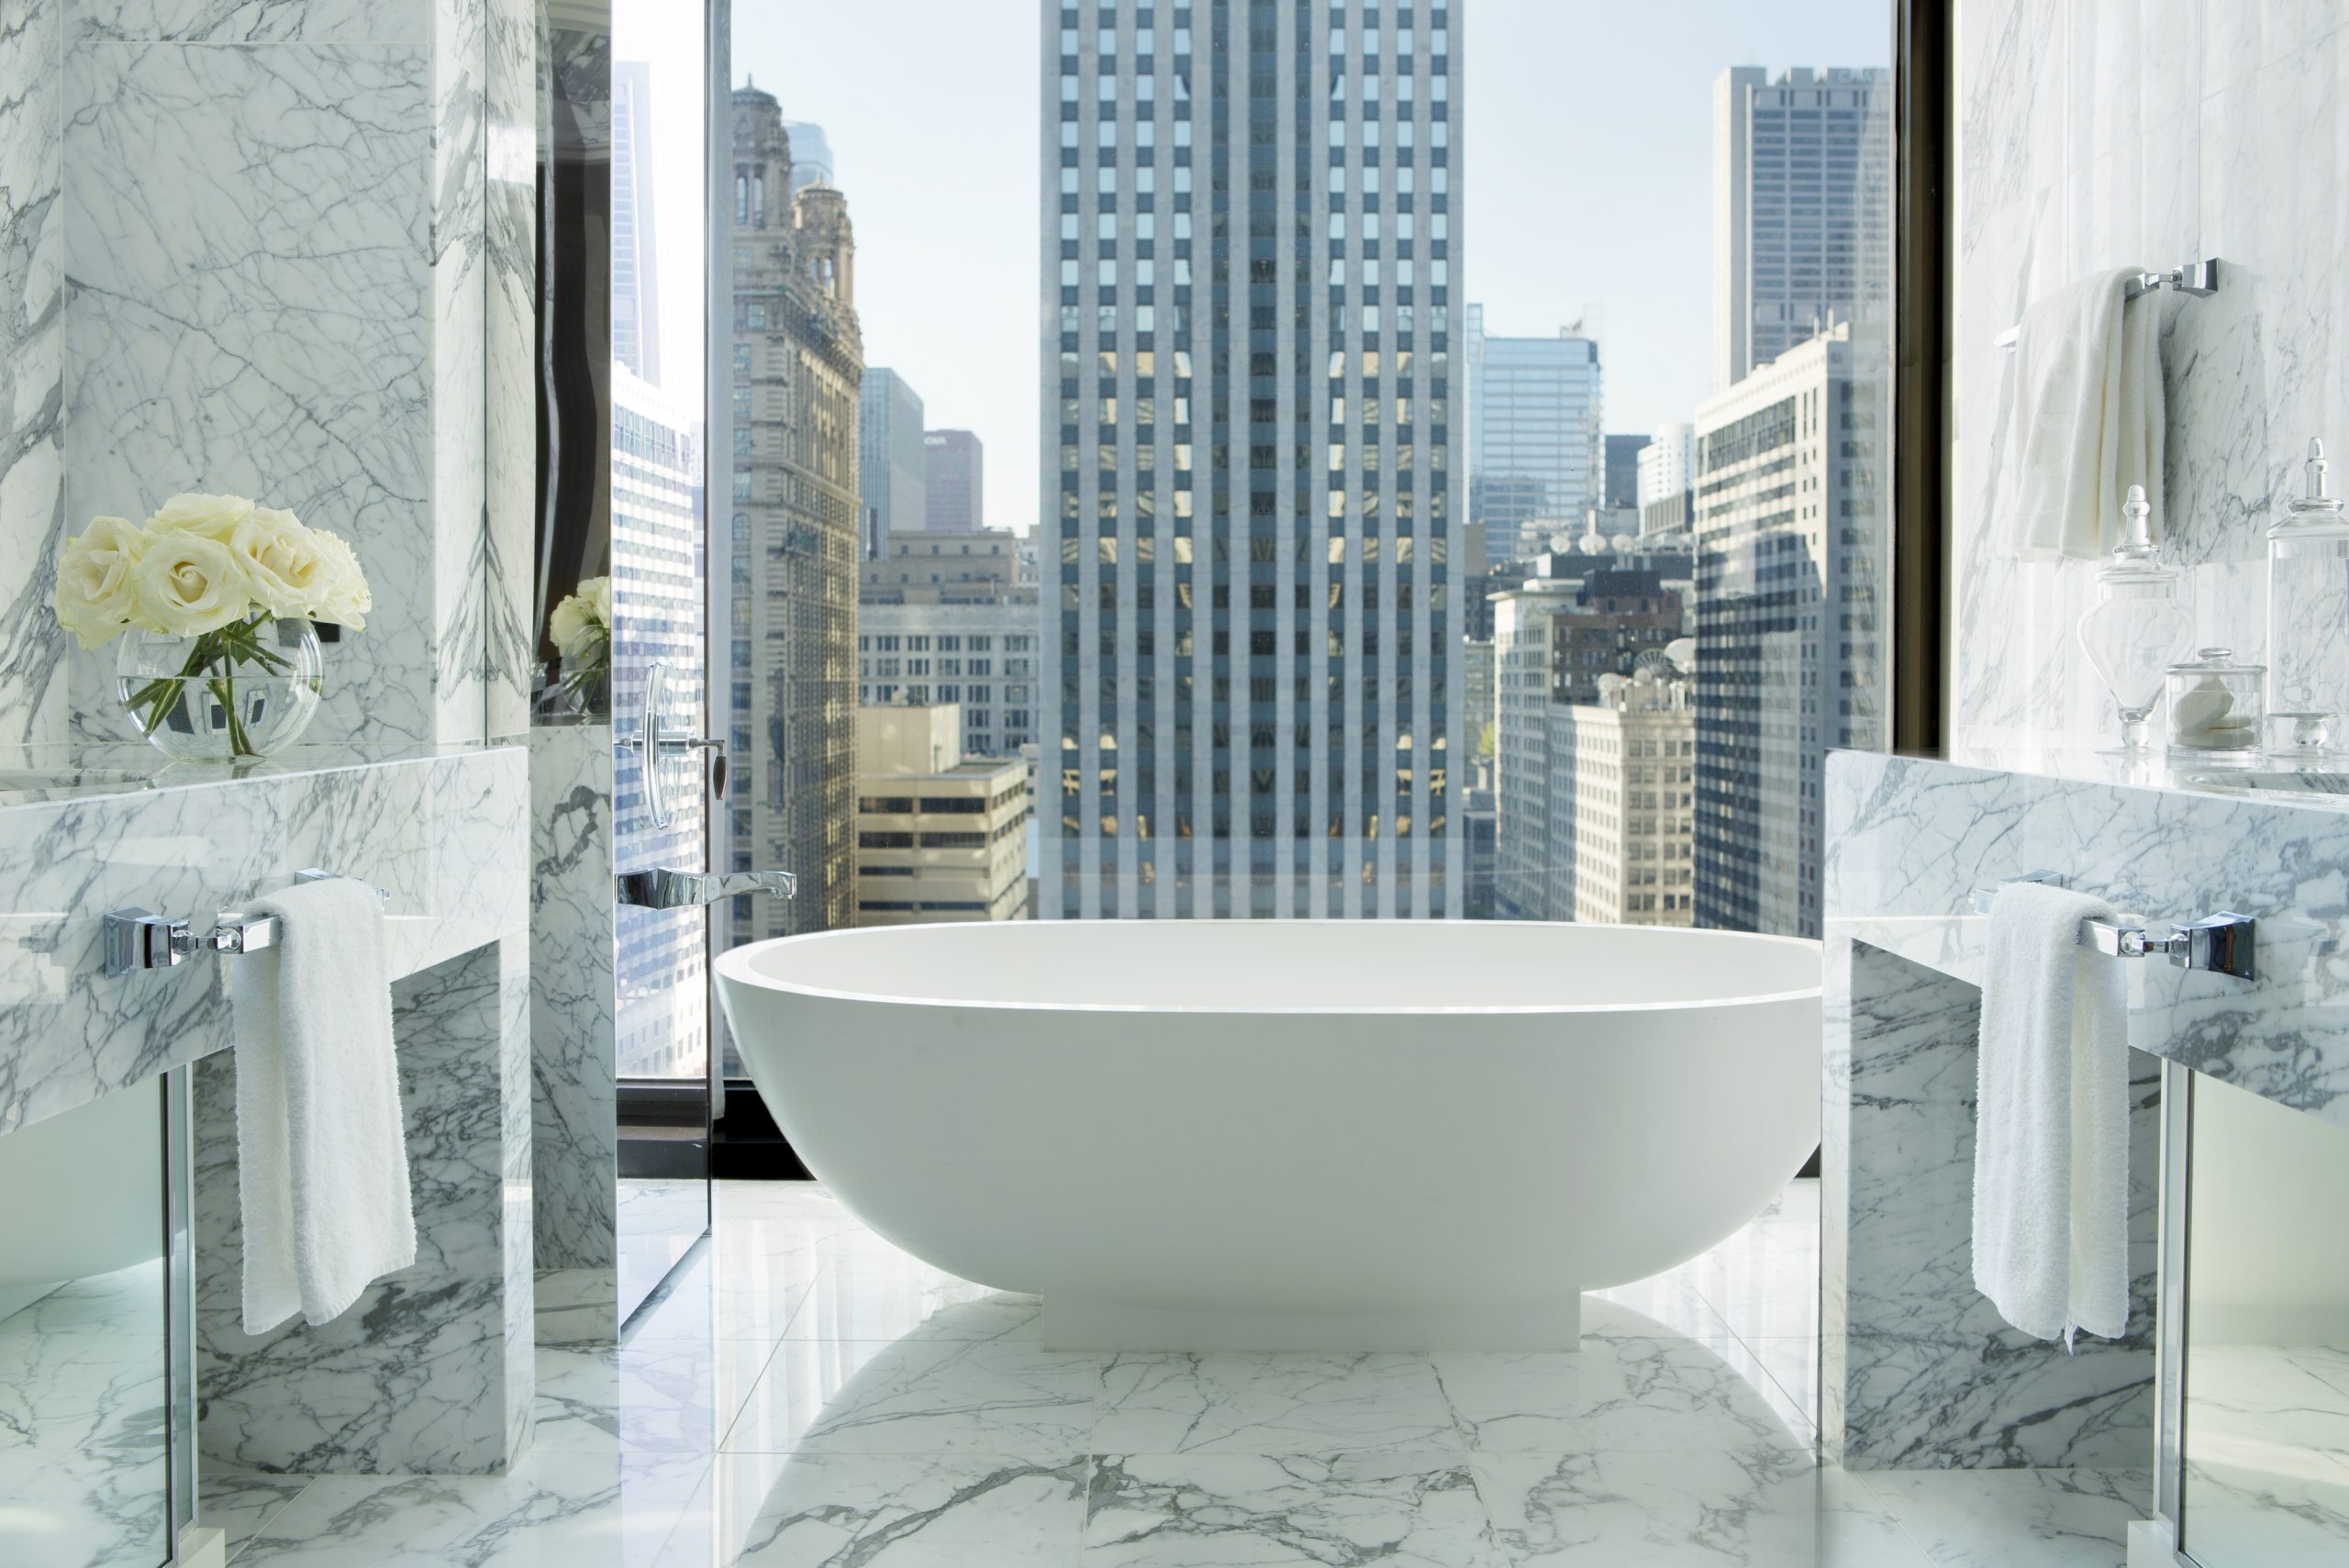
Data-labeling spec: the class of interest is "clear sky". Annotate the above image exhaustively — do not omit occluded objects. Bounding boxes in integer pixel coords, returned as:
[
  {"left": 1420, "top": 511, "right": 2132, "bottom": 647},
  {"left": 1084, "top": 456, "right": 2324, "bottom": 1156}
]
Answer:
[{"left": 725, "top": 1, "right": 1889, "bottom": 535}]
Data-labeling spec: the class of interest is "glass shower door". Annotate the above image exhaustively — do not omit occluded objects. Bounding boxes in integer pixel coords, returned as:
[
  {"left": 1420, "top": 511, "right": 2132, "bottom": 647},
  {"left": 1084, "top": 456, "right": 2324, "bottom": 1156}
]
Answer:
[{"left": 607, "top": 0, "right": 716, "bottom": 1322}]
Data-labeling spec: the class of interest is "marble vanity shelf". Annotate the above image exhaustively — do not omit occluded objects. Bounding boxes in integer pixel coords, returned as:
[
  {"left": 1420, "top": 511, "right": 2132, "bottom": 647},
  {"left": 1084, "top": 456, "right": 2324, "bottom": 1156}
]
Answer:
[
  {"left": 1822, "top": 741, "right": 2349, "bottom": 1491},
  {"left": 0, "top": 742, "right": 528, "bottom": 1136},
  {"left": 0, "top": 742, "right": 536, "bottom": 1477}
]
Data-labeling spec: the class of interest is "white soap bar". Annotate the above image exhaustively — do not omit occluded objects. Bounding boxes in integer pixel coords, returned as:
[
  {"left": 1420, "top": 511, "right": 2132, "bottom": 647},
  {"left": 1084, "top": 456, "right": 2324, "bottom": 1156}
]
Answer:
[{"left": 2173, "top": 678, "right": 2238, "bottom": 743}]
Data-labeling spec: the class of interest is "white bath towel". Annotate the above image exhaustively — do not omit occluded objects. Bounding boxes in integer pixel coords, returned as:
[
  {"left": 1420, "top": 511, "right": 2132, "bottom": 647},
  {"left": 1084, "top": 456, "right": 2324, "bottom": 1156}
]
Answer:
[
  {"left": 2002, "top": 268, "right": 2166, "bottom": 561},
  {"left": 1974, "top": 881, "right": 2132, "bottom": 1346},
  {"left": 230, "top": 877, "right": 415, "bottom": 1333}
]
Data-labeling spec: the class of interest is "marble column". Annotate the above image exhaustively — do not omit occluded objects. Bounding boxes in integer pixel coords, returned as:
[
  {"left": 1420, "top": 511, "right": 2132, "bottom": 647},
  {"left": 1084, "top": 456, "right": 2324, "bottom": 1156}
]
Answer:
[
  {"left": 1824, "top": 939, "right": 2157, "bottom": 1470},
  {"left": 195, "top": 941, "right": 533, "bottom": 1475},
  {"left": 529, "top": 722, "right": 620, "bottom": 1343}
]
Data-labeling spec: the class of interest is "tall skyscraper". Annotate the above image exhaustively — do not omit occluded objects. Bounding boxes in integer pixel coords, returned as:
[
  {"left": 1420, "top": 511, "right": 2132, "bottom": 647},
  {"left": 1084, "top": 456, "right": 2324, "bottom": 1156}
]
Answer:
[
  {"left": 1635, "top": 422, "right": 1694, "bottom": 539},
  {"left": 1040, "top": 0, "right": 1464, "bottom": 920},
  {"left": 1603, "top": 433, "right": 1649, "bottom": 511},
  {"left": 859, "top": 369, "right": 928, "bottom": 557},
  {"left": 609, "top": 365, "right": 705, "bottom": 1078},
  {"left": 611, "top": 61, "right": 662, "bottom": 384},
  {"left": 1466, "top": 318, "right": 1602, "bottom": 562},
  {"left": 728, "top": 86, "right": 864, "bottom": 939},
  {"left": 1711, "top": 65, "right": 1890, "bottom": 389},
  {"left": 1690, "top": 325, "right": 1883, "bottom": 937},
  {"left": 923, "top": 429, "right": 985, "bottom": 531},
  {"left": 782, "top": 117, "right": 834, "bottom": 197}
]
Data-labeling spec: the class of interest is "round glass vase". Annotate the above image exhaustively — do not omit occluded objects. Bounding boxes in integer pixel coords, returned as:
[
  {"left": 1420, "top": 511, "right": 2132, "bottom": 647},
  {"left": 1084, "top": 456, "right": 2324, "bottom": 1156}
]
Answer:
[{"left": 114, "top": 615, "right": 324, "bottom": 763}]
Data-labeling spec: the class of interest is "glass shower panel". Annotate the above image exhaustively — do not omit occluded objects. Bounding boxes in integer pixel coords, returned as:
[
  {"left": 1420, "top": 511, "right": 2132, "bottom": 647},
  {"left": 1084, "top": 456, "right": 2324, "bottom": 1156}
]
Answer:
[
  {"left": 0, "top": 1080, "right": 172, "bottom": 1567},
  {"left": 609, "top": 0, "right": 714, "bottom": 1322},
  {"left": 2181, "top": 1073, "right": 2349, "bottom": 1563}
]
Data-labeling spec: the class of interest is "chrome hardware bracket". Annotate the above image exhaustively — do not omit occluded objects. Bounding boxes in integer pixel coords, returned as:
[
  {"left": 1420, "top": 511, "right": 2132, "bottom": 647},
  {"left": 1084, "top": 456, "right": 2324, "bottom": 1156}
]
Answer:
[
  {"left": 1969, "top": 876, "right": 2256, "bottom": 981},
  {"left": 104, "top": 872, "right": 391, "bottom": 977}
]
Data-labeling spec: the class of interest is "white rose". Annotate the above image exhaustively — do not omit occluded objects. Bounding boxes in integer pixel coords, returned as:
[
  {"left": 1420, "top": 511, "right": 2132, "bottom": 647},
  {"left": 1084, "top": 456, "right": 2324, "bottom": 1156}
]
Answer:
[
  {"left": 132, "top": 530, "right": 250, "bottom": 637},
  {"left": 146, "top": 492, "right": 255, "bottom": 542},
  {"left": 550, "top": 576, "right": 612, "bottom": 662},
  {"left": 228, "top": 506, "right": 334, "bottom": 618},
  {"left": 548, "top": 594, "right": 601, "bottom": 661},
  {"left": 308, "top": 529, "right": 372, "bottom": 630},
  {"left": 52, "top": 516, "right": 148, "bottom": 650}
]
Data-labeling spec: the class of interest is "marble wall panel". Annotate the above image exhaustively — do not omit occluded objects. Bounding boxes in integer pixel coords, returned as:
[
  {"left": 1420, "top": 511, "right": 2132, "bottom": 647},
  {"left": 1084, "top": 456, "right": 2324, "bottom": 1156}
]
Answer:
[
  {"left": 1954, "top": 0, "right": 2349, "bottom": 748},
  {"left": 195, "top": 940, "right": 531, "bottom": 1474},
  {"left": 0, "top": 0, "right": 67, "bottom": 745},
  {"left": 529, "top": 721, "right": 618, "bottom": 1292},
  {"left": 1825, "top": 940, "right": 2157, "bottom": 1470}
]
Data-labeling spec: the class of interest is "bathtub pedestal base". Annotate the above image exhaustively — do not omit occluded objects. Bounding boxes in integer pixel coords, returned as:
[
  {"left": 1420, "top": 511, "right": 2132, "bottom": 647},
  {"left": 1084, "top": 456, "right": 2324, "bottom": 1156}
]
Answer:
[{"left": 1040, "top": 1292, "right": 1584, "bottom": 1352}]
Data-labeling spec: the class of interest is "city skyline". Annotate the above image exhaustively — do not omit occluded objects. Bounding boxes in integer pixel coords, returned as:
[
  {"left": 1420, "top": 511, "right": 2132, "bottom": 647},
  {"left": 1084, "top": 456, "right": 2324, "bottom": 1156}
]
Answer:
[{"left": 729, "top": 1, "right": 1887, "bottom": 538}]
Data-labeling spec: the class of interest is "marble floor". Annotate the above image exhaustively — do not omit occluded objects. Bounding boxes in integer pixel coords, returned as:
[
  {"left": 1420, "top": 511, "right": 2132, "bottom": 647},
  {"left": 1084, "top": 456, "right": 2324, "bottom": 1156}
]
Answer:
[
  {"left": 2180, "top": 1340, "right": 2349, "bottom": 1562},
  {"left": 201, "top": 1178, "right": 2151, "bottom": 1566}
]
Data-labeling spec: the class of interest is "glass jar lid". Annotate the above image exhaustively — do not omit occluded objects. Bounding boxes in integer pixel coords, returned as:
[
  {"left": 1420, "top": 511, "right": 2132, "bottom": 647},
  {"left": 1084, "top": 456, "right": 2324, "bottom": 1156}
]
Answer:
[
  {"left": 2099, "top": 484, "right": 2178, "bottom": 583},
  {"left": 2166, "top": 646, "right": 2266, "bottom": 677},
  {"left": 2273, "top": 437, "right": 2349, "bottom": 534}
]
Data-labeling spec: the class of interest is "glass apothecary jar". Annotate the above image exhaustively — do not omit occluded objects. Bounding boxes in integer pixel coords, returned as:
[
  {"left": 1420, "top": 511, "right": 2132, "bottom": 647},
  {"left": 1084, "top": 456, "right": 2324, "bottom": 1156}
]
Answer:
[
  {"left": 2076, "top": 484, "right": 2195, "bottom": 751},
  {"left": 2166, "top": 648, "right": 2266, "bottom": 756},
  {"left": 2267, "top": 438, "right": 2349, "bottom": 757}
]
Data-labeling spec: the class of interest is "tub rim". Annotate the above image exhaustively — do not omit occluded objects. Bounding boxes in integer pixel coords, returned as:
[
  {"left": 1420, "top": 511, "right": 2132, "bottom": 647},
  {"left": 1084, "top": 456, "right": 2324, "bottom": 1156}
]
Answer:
[{"left": 713, "top": 918, "right": 1826, "bottom": 1018}]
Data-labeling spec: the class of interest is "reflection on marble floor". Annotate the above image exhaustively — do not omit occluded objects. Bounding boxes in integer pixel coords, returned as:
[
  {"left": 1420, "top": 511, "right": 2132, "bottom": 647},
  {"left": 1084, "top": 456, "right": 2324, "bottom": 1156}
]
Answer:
[
  {"left": 217, "top": 1178, "right": 2145, "bottom": 1566},
  {"left": 0, "top": 1260, "right": 170, "bottom": 1568},
  {"left": 2183, "top": 1340, "right": 2349, "bottom": 1564},
  {"left": 619, "top": 1177, "right": 713, "bottom": 1327}
]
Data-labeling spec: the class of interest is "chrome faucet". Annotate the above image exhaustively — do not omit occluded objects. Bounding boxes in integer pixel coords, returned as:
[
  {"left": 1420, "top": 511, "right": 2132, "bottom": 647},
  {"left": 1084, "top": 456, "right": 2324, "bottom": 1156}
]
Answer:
[{"left": 615, "top": 868, "right": 796, "bottom": 909}]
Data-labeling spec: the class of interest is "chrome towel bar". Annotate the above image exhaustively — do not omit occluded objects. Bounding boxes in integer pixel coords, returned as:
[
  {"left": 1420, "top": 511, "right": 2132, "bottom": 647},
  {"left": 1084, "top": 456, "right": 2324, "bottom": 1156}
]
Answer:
[
  {"left": 1969, "top": 872, "right": 2255, "bottom": 981},
  {"left": 104, "top": 869, "right": 391, "bottom": 977},
  {"left": 1995, "top": 258, "right": 2221, "bottom": 350}
]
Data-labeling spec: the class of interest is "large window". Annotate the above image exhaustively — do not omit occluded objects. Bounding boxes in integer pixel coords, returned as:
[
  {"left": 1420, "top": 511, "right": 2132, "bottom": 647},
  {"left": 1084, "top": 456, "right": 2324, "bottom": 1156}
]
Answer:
[{"left": 705, "top": 0, "right": 1892, "bottom": 977}]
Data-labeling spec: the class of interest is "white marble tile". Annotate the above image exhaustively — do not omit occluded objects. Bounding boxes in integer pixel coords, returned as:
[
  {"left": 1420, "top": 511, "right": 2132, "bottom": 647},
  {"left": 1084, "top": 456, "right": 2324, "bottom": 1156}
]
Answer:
[
  {"left": 201, "top": 1470, "right": 316, "bottom": 1562},
  {"left": 0, "top": 1259, "right": 172, "bottom": 1568},
  {"left": 231, "top": 1450, "right": 713, "bottom": 1568},
  {"left": 726, "top": 1337, "right": 1102, "bottom": 1458},
  {"left": 1092, "top": 1351, "right": 1460, "bottom": 1457},
  {"left": 533, "top": 1338, "right": 774, "bottom": 1456},
  {"left": 1470, "top": 1447, "right": 1834, "bottom": 1568},
  {"left": 780, "top": 1262, "right": 1042, "bottom": 1345},
  {"left": 683, "top": 1450, "right": 1089, "bottom": 1567},
  {"left": 1862, "top": 1467, "right": 2146, "bottom": 1568},
  {"left": 1433, "top": 1338, "right": 1810, "bottom": 1456},
  {"left": 1085, "top": 1451, "right": 1502, "bottom": 1568},
  {"left": 629, "top": 1246, "right": 824, "bottom": 1347}
]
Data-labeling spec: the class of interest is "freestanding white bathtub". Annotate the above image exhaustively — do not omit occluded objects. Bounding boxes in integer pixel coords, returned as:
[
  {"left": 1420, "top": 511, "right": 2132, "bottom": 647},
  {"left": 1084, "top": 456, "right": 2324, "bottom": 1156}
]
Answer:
[{"left": 716, "top": 920, "right": 1821, "bottom": 1351}]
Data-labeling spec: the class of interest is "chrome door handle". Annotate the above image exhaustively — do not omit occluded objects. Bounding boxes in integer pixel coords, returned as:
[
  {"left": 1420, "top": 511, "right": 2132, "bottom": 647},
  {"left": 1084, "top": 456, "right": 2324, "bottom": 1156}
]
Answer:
[
  {"left": 639, "top": 662, "right": 727, "bottom": 825},
  {"left": 615, "top": 868, "right": 796, "bottom": 909}
]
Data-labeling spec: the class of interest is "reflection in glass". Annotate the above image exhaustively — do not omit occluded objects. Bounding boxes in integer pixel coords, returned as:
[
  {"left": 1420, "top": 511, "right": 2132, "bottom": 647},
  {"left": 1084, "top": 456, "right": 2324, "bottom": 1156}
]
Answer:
[
  {"left": 2182, "top": 1073, "right": 2349, "bottom": 1563},
  {"left": 0, "top": 1081, "right": 170, "bottom": 1568}
]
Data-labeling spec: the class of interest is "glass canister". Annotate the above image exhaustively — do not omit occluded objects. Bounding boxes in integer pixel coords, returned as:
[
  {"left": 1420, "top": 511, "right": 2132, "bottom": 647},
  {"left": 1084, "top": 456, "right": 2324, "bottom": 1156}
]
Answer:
[
  {"left": 2076, "top": 484, "right": 2195, "bottom": 751},
  {"left": 2266, "top": 437, "right": 2349, "bottom": 755},
  {"left": 2166, "top": 648, "right": 2266, "bottom": 756}
]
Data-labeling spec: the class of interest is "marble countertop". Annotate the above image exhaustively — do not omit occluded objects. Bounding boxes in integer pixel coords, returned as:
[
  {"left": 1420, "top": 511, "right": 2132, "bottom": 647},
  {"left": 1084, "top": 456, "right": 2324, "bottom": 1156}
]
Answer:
[
  {"left": 0, "top": 740, "right": 522, "bottom": 808},
  {"left": 1942, "top": 731, "right": 2349, "bottom": 812},
  {"left": 1827, "top": 748, "right": 2349, "bottom": 1131}
]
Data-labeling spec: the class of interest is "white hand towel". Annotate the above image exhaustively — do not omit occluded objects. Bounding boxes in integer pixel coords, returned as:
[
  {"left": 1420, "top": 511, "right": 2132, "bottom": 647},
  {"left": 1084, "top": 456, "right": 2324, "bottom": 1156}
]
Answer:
[
  {"left": 1973, "top": 881, "right": 2132, "bottom": 1346},
  {"left": 2002, "top": 268, "right": 2167, "bottom": 561},
  {"left": 230, "top": 877, "right": 415, "bottom": 1334}
]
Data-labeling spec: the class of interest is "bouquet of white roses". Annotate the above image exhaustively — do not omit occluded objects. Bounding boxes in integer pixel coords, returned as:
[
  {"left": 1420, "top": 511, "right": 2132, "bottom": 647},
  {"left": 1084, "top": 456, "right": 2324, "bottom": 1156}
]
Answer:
[
  {"left": 53, "top": 493, "right": 372, "bottom": 755},
  {"left": 548, "top": 575, "right": 613, "bottom": 712}
]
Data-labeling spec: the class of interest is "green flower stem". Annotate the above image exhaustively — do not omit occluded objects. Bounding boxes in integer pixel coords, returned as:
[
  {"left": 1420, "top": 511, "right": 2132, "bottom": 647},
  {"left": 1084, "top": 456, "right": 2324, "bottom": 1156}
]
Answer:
[{"left": 128, "top": 612, "right": 295, "bottom": 759}]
